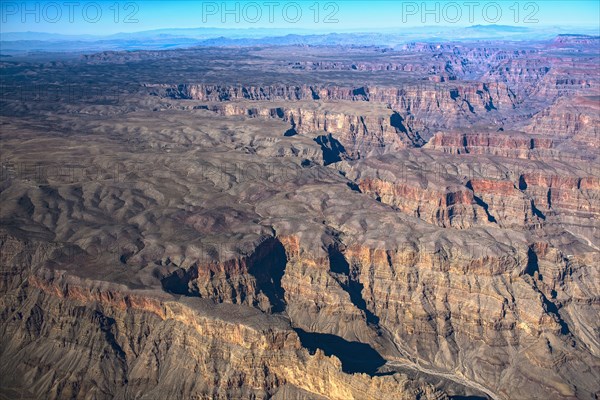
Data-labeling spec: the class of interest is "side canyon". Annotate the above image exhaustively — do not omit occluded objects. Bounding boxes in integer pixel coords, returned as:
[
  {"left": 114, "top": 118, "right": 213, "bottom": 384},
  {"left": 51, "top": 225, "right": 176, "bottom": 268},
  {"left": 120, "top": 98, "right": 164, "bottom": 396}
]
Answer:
[{"left": 1, "top": 36, "right": 599, "bottom": 399}]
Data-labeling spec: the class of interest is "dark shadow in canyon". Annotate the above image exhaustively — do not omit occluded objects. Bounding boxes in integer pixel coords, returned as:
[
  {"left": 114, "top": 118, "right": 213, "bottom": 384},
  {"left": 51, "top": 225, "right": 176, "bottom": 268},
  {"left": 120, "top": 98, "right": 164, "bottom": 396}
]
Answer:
[
  {"left": 346, "top": 181, "right": 362, "bottom": 193},
  {"left": 524, "top": 247, "right": 570, "bottom": 335},
  {"left": 518, "top": 175, "right": 528, "bottom": 190},
  {"left": 294, "top": 328, "right": 386, "bottom": 375},
  {"left": 524, "top": 246, "right": 539, "bottom": 277},
  {"left": 314, "top": 133, "right": 347, "bottom": 165},
  {"left": 531, "top": 200, "right": 547, "bottom": 220},
  {"left": 283, "top": 127, "right": 297, "bottom": 136},
  {"left": 473, "top": 195, "right": 497, "bottom": 223},
  {"left": 328, "top": 247, "right": 380, "bottom": 325},
  {"left": 352, "top": 86, "right": 369, "bottom": 99},
  {"left": 248, "top": 238, "right": 288, "bottom": 313},
  {"left": 161, "top": 267, "right": 197, "bottom": 295},
  {"left": 390, "top": 111, "right": 425, "bottom": 147},
  {"left": 161, "top": 238, "right": 288, "bottom": 313},
  {"left": 94, "top": 311, "right": 127, "bottom": 361},
  {"left": 466, "top": 181, "right": 497, "bottom": 223}
]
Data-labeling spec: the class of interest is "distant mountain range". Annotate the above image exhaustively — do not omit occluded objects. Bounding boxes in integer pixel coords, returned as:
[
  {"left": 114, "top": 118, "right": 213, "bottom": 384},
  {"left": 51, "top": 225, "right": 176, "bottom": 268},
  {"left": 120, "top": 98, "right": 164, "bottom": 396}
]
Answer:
[{"left": 2, "top": 25, "right": 599, "bottom": 54}]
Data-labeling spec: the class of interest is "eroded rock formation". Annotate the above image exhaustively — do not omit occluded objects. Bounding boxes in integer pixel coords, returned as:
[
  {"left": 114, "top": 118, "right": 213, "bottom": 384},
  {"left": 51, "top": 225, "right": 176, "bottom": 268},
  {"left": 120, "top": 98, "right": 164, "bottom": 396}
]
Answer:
[{"left": 1, "top": 37, "right": 599, "bottom": 400}]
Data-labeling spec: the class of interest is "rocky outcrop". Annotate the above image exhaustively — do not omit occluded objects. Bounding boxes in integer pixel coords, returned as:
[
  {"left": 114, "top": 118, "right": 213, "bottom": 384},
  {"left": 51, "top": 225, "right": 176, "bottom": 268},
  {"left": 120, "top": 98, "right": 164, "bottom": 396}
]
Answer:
[
  {"left": 198, "top": 101, "right": 423, "bottom": 153},
  {"left": 2, "top": 39, "right": 600, "bottom": 400},
  {"left": 339, "top": 240, "right": 600, "bottom": 400},
  {"left": 357, "top": 177, "right": 481, "bottom": 229},
  {"left": 425, "top": 131, "right": 555, "bottom": 159},
  {"left": 157, "top": 81, "right": 517, "bottom": 131},
  {"left": 524, "top": 96, "right": 600, "bottom": 148},
  {"left": 0, "top": 260, "right": 444, "bottom": 400},
  {"left": 553, "top": 34, "right": 600, "bottom": 46},
  {"left": 341, "top": 151, "right": 600, "bottom": 240}
]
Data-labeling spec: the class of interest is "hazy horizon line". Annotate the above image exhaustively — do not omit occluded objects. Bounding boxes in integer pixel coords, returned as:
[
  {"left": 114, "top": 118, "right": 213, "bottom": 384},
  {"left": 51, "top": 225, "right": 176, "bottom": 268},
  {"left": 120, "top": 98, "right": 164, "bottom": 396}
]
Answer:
[{"left": 3, "top": 24, "right": 599, "bottom": 38}]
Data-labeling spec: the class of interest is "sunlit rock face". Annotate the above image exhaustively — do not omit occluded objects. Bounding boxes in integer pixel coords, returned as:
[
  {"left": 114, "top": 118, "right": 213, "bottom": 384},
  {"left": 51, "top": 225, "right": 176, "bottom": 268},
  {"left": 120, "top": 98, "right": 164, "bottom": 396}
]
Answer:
[{"left": 1, "top": 36, "right": 599, "bottom": 400}]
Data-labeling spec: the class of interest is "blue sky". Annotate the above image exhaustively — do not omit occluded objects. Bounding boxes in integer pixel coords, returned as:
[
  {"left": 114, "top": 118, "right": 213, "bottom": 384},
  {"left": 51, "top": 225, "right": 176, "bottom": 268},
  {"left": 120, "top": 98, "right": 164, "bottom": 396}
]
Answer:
[{"left": 2, "top": 1, "right": 599, "bottom": 35}]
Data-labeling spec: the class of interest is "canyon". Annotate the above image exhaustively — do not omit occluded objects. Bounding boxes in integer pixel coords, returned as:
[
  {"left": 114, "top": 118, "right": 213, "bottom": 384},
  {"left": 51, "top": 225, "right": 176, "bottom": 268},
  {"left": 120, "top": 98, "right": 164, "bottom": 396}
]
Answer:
[{"left": 1, "top": 35, "right": 599, "bottom": 399}]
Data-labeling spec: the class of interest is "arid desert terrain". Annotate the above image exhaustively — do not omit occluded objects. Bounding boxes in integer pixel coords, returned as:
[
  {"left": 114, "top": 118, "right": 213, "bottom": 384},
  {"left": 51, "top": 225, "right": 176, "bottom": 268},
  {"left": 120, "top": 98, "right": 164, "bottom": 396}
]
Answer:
[{"left": 1, "top": 34, "right": 599, "bottom": 399}]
